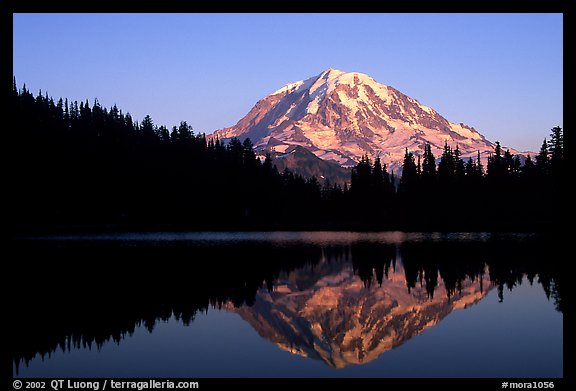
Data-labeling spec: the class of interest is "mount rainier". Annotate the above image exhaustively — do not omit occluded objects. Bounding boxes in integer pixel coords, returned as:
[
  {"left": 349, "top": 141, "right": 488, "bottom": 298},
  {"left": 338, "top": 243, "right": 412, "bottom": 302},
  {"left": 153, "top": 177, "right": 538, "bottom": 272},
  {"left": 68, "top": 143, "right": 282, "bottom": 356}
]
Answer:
[{"left": 212, "top": 68, "right": 522, "bottom": 174}]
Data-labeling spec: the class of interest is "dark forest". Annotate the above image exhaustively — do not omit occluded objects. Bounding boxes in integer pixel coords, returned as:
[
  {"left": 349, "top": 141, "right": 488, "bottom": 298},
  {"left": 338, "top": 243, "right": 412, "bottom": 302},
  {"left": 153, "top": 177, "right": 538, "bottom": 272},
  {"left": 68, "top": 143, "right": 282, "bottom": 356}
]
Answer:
[{"left": 9, "top": 80, "right": 564, "bottom": 233}]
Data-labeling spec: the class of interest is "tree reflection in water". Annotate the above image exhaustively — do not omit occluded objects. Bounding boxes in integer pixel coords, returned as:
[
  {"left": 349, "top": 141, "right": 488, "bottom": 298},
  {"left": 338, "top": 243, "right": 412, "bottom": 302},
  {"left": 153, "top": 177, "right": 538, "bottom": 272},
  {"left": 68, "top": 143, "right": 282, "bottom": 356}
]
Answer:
[{"left": 10, "top": 233, "right": 564, "bottom": 372}]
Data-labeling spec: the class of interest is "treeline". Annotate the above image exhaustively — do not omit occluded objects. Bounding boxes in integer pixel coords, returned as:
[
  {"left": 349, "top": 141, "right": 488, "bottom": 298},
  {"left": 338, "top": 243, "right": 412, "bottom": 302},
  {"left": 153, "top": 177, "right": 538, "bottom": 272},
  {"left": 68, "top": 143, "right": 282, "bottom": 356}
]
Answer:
[
  {"left": 9, "top": 81, "right": 563, "bottom": 232},
  {"left": 10, "top": 81, "right": 326, "bottom": 231},
  {"left": 347, "top": 127, "right": 563, "bottom": 230}
]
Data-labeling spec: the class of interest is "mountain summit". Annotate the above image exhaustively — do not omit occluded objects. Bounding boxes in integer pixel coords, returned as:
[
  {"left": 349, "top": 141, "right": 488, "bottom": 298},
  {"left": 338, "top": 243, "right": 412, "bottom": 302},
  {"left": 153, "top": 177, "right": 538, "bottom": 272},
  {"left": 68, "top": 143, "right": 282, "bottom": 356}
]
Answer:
[{"left": 213, "top": 68, "right": 519, "bottom": 171}]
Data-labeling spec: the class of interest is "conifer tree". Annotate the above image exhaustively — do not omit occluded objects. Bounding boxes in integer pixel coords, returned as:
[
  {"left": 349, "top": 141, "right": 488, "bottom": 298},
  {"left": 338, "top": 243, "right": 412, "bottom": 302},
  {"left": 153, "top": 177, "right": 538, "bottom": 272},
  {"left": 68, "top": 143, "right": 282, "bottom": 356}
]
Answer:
[
  {"left": 536, "top": 138, "right": 549, "bottom": 173},
  {"left": 421, "top": 143, "right": 436, "bottom": 187},
  {"left": 400, "top": 148, "right": 418, "bottom": 194}
]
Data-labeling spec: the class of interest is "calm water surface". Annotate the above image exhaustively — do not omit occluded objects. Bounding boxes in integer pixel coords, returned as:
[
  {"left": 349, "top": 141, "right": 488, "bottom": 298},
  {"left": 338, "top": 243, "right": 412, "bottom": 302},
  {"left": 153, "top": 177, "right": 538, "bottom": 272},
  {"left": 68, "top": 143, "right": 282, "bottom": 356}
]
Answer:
[{"left": 12, "top": 232, "right": 563, "bottom": 378}]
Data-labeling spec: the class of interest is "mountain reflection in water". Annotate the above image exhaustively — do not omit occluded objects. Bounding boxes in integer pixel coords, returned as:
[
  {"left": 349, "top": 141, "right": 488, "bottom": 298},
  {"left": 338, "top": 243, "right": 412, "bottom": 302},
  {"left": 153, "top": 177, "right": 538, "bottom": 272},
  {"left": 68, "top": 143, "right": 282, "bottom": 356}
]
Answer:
[
  {"left": 11, "top": 232, "right": 564, "bottom": 375},
  {"left": 230, "top": 256, "right": 490, "bottom": 368}
]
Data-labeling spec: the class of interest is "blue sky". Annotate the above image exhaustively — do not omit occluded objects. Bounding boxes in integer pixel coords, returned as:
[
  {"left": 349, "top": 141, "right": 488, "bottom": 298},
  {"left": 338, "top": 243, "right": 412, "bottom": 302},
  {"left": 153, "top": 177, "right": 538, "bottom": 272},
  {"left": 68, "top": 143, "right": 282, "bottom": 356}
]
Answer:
[{"left": 13, "top": 13, "right": 562, "bottom": 152}]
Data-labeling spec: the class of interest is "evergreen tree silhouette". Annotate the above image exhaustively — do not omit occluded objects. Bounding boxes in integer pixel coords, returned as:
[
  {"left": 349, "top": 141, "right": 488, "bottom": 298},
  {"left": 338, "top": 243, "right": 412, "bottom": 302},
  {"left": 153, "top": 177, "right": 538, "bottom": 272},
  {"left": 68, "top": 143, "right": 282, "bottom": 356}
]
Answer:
[
  {"left": 536, "top": 138, "right": 549, "bottom": 175},
  {"left": 400, "top": 148, "right": 418, "bottom": 195},
  {"left": 548, "top": 126, "right": 563, "bottom": 168},
  {"left": 421, "top": 143, "right": 436, "bottom": 189}
]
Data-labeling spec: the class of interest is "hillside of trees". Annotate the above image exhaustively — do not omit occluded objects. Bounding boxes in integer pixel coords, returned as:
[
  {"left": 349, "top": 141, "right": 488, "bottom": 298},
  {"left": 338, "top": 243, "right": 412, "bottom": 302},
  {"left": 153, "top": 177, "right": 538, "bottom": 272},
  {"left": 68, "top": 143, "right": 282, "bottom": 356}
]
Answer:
[
  {"left": 9, "top": 80, "right": 564, "bottom": 233},
  {"left": 349, "top": 129, "right": 564, "bottom": 231}
]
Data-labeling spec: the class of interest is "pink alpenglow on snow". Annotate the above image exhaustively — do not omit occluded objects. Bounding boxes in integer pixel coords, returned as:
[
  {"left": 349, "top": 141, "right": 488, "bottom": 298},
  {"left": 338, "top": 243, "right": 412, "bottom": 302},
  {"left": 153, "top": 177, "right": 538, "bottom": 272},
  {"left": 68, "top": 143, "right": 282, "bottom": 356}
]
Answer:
[{"left": 213, "top": 68, "right": 527, "bottom": 172}]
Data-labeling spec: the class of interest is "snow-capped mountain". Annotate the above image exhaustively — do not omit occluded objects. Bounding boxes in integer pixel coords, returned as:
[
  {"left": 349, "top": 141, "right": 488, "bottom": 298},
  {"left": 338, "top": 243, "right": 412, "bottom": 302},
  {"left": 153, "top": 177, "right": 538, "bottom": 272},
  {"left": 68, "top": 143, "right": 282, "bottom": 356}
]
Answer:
[{"left": 213, "top": 68, "right": 521, "bottom": 172}]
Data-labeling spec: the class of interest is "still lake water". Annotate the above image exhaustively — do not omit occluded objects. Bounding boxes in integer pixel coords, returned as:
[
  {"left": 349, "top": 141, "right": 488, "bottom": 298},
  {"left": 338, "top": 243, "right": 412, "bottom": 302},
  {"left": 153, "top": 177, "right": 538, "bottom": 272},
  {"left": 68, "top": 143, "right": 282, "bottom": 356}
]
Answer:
[{"left": 12, "top": 232, "right": 563, "bottom": 378}]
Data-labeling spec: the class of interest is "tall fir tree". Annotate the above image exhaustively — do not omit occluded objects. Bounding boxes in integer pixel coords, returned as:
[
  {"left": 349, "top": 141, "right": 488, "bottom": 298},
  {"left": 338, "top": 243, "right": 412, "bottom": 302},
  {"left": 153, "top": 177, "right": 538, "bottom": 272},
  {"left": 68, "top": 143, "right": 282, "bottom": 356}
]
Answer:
[
  {"left": 400, "top": 148, "right": 418, "bottom": 194},
  {"left": 421, "top": 143, "right": 436, "bottom": 187}
]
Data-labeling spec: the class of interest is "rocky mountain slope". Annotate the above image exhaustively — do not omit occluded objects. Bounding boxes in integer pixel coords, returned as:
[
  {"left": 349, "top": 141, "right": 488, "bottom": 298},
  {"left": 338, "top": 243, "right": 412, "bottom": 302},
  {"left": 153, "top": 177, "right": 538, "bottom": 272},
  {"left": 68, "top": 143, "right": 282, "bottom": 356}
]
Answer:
[{"left": 213, "top": 68, "right": 522, "bottom": 174}]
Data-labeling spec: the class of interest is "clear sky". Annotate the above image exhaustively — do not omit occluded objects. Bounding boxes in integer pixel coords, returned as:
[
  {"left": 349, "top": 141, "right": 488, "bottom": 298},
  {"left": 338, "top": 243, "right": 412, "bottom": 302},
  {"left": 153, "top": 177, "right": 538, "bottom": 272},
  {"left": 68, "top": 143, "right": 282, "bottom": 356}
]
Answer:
[{"left": 13, "top": 13, "right": 562, "bottom": 152}]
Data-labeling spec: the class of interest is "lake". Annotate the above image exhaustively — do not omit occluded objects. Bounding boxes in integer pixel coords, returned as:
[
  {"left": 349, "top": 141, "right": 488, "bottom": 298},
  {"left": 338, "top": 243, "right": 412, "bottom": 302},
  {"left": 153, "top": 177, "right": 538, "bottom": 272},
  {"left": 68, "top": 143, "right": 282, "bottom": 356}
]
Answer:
[{"left": 11, "top": 232, "right": 563, "bottom": 378}]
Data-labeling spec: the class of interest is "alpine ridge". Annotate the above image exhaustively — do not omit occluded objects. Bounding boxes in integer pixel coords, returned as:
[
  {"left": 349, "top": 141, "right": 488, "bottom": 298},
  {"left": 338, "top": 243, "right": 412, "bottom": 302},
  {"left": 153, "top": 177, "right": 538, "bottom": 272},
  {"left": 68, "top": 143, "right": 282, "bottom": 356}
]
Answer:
[{"left": 212, "top": 68, "right": 522, "bottom": 173}]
